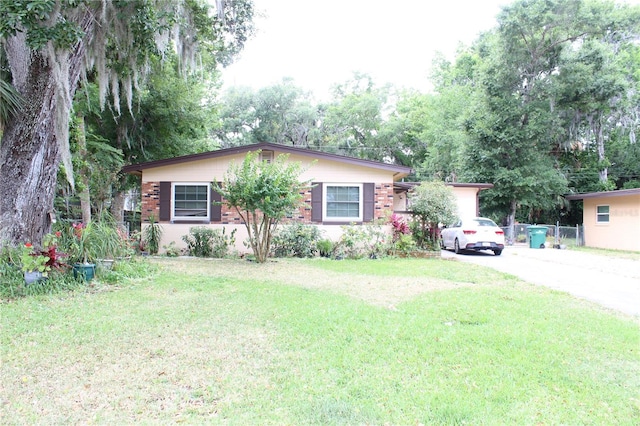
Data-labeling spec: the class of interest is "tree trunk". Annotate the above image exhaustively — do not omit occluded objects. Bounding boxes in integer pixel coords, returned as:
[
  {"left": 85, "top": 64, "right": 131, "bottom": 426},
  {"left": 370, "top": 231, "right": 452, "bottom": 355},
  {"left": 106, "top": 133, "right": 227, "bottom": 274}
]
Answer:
[
  {"left": 0, "top": 48, "right": 60, "bottom": 246},
  {"left": 595, "top": 118, "right": 608, "bottom": 184},
  {"left": 505, "top": 199, "right": 518, "bottom": 244},
  {"left": 0, "top": 13, "right": 93, "bottom": 246},
  {"left": 587, "top": 112, "right": 608, "bottom": 184},
  {"left": 110, "top": 191, "right": 126, "bottom": 224},
  {"left": 75, "top": 112, "right": 92, "bottom": 224}
]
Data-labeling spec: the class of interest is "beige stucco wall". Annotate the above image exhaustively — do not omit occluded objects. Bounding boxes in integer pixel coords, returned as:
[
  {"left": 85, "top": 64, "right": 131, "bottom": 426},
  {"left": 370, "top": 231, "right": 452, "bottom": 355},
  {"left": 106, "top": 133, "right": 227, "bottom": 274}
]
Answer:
[
  {"left": 142, "top": 153, "right": 393, "bottom": 184},
  {"left": 387, "top": 186, "right": 481, "bottom": 221},
  {"left": 146, "top": 223, "right": 392, "bottom": 255},
  {"left": 583, "top": 194, "right": 640, "bottom": 251},
  {"left": 393, "top": 192, "right": 407, "bottom": 211},
  {"left": 452, "top": 187, "right": 480, "bottom": 219}
]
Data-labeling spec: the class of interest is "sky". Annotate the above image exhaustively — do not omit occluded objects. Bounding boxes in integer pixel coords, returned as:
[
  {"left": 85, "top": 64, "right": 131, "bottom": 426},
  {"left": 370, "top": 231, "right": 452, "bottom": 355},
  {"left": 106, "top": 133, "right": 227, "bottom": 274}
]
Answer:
[{"left": 221, "top": 0, "right": 510, "bottom": 99}]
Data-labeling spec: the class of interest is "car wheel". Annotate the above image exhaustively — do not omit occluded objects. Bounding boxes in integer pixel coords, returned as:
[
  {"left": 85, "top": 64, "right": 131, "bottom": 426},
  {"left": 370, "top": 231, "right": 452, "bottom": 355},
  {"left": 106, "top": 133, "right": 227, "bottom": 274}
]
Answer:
[
  {"left": 454, "top": 238, "right": 461, "bottom": 254},
  {"left": 493, "top": 249, "right": 502, "bottom": 256}
]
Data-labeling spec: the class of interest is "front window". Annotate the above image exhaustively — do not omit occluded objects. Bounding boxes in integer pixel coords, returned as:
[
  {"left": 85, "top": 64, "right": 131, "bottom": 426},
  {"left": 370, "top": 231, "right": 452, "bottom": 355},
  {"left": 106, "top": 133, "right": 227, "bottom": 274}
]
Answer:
[
  {"left": 324, "top": 184, "right": 362, "bottom": 221},
  {"left": 173, "top": 184, "right": 209, "bottom": 220},
  {"left": 596, "top": 205, "right": 609, "bottom": 223}
]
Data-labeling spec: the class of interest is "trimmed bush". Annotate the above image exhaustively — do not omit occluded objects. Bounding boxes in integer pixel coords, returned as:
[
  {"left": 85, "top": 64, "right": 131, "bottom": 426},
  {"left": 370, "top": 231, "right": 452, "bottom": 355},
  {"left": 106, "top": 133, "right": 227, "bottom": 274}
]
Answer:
[
  {"left": 271, "top": 223, "right": 322, "bottom": 258},
  {"left": 182, "top": 227, "right": 236, "bottom": 258}
]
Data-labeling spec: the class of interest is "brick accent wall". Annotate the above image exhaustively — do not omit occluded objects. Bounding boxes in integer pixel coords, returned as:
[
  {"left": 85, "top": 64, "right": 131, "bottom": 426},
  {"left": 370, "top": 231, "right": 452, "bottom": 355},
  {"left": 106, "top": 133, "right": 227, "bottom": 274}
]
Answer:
[
  {"left": 141, "top": 181, "right": 160, "bottom": 222},
  {"left": 279, "top": 188, "right": 313, "bottom": 224},
  {"left": 221, "top": 204, "right": 244, "bottom": 224},
  {"left": 140, "top": 182, "right": 393, "bottom": 224},
  {"left": 375, "top": 183, "right": 394, "bottom": 220}
]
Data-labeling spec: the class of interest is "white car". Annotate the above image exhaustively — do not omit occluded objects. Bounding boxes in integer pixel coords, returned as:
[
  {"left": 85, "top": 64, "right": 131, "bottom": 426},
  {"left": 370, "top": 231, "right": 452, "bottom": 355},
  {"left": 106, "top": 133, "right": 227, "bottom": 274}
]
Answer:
[{"left": 441, "top": 217, "right": 505, "bottom": 256}]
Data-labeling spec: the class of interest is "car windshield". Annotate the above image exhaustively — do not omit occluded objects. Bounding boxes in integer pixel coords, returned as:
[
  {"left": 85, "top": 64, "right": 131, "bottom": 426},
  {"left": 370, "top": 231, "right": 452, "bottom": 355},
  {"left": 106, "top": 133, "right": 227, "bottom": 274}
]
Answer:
[{"left": 473, "top": 219, "right": 498, "bottom": 227}]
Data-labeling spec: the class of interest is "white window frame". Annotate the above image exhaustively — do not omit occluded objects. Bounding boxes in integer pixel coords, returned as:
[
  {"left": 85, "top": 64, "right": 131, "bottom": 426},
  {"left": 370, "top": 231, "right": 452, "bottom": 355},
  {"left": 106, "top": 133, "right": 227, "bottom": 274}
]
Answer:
[
  {"left": 596, "top": 205, "right": 609, "bottom": 224},
  {"left": 323, "top": 183, "right": 363, "bottom": 222},
  {"left": 171, "top": 182, "right": 210, "bottom": 221}
]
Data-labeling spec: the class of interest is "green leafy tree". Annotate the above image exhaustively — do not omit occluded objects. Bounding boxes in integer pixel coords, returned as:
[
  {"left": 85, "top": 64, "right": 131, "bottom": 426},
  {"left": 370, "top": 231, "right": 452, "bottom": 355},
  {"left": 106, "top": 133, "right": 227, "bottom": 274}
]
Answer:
[
  {"left": 416, "top": 51, "right": 481, "bottom": 180},
  {"left": 216, "top": 79, "right": 323, "bottom": 148},
  {"left": 213, "top": 151, "right": 311, "bottom": 263},
  {"left": 0, "top": 0, "right": 254, "bottom": 246},
  {"left": 459, "top": 0, "right": 588, "bottom": 225},
  {"left": 73, "top": 55, "right": 220, "bottom": 221},
  {"left": 554, "top": 27, "right": 640, "bottom": 188},
  {"left": 408, "top": 181, "right": 458, "bottom": 250},
  {"left": 323, "top": 73, "right": 390, "bottom": 159}
]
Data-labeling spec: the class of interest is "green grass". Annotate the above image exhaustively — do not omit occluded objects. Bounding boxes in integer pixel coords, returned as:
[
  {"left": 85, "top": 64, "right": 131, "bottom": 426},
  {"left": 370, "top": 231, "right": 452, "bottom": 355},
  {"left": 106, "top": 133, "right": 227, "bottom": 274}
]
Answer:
[
  {"left": 2, "top": 257, "right": 639, "bottom": 424},
  {"left": 571, "top": 245, "right": 640, "bottom": 260}
]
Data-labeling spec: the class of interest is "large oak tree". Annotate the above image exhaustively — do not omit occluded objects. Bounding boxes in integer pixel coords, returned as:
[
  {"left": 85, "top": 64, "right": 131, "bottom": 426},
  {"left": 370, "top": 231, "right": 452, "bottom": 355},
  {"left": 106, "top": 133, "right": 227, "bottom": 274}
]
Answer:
[{"left": 0, "top": 0, "right": 253, "bottom": 246}]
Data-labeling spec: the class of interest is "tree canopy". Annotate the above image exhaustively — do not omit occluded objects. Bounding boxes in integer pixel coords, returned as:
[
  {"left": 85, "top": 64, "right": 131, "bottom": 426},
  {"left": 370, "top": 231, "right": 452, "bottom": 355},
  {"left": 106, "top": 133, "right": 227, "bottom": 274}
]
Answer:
[{"left": 0, "top": 0, "right": 254, "bottom": 246}]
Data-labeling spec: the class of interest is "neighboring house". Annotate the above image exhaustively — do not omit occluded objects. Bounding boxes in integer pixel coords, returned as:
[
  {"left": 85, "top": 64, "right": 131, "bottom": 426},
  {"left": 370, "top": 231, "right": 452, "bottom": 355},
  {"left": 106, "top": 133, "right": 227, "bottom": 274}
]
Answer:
[
  {"left": 122, "top": 142, "right": 412, "bottom": 252},
  {"left": 394, "top": 182, "right": 493, "bottom": 220},
  {"left": 566, "top": 188, "right": 640, "bottom": 252}
]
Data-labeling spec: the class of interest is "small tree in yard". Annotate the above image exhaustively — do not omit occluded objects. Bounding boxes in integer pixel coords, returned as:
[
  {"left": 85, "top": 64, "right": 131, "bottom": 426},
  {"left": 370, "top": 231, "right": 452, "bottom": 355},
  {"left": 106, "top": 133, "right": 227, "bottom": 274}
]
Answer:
[
  {"left": 409, "top": 181, "right": 458, "bottom": 250},
  {"left": 213, "top": 151, "right": 311, "bottom": 263}
]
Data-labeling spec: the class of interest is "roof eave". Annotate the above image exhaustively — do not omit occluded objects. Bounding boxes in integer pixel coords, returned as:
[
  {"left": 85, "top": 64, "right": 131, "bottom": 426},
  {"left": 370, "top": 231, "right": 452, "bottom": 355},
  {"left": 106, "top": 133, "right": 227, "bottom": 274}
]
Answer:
[
  {"left": 565, "top": 188, "right": 640, "bottom": 200},
  {"left": 121, "top": 142, "right": 412, "bottom": 177}
]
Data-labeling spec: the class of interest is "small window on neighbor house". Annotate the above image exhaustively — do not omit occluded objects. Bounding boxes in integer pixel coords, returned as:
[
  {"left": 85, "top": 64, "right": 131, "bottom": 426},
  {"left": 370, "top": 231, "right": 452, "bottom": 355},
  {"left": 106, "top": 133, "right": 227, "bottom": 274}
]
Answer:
[
  {"left": 173, "top": 184, "right": 209, "bottom": 220},
  {"left": 324, "top": 184, "right": 362, "bottom": 221},
  {"left": 596, "top": 205, "right": 609, "bottom": 223}
]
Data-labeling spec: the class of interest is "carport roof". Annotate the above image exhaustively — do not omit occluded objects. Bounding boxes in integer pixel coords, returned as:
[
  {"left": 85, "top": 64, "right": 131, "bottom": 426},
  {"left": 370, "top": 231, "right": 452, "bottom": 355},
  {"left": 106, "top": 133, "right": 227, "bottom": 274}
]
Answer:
[{"left": 565, "top": 188, "right": 640, "bottom": 200}]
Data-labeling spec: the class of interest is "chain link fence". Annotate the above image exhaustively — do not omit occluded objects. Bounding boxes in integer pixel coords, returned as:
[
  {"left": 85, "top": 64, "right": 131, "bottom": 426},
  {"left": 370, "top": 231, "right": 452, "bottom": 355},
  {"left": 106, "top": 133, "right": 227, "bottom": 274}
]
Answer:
[{"left": 501, "top": 223, "right": 584, "bottom": 247}]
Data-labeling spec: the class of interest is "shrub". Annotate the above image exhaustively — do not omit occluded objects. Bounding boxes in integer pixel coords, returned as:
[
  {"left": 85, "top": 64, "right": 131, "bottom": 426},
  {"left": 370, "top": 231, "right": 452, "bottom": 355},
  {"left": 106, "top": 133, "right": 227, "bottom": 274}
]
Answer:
[
  {"left": 316, "top": 239, "right": 333, "bottom": 258},
  {"left": 390, "top": 233, "right": 417, "bottom": 255},
  {"left": 408, "top": 181, "right": 457, "bottom": 250},
  {"left": 388, "top": 214, "right": 417, "bottom": 255},
  {"left": 162, "top": 241, "right": 181, "bottom": 257},
  {"left": 271, "top": 223, "right": 322, "bottom": 258},
  {"left": 182, "top": 227, "right": 237, "bottom": 258},
  {"left": 334, "top": 222, "right": 388, "bottom": 259}
]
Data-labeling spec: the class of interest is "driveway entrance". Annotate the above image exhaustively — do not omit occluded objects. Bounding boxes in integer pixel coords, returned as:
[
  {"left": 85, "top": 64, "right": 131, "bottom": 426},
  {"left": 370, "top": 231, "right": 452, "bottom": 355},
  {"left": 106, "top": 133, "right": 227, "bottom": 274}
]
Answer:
[{"left": 441, "top": 246, "right": 640, "bottom": 317}]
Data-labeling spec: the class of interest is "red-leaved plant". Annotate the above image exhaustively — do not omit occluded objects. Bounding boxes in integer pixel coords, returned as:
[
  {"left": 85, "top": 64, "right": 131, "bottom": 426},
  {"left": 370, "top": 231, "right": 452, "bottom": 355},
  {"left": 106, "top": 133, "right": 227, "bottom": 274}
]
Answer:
[
  {"left": 41, "top": 231, "right": 69, "bottom": 271},
  {"left": 389, "top": 213, "right": 410, "bottom": 241}
]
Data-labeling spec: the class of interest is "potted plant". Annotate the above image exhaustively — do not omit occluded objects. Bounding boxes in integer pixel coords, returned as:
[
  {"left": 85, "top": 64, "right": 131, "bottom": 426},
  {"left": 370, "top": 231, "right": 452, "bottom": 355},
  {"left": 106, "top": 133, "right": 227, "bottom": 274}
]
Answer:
[
  {"left": 21, "top": 243, "right": 51, "bottom": 284},
  {"left": 69, "top": 222, "right": 96, "bottom": 282}
]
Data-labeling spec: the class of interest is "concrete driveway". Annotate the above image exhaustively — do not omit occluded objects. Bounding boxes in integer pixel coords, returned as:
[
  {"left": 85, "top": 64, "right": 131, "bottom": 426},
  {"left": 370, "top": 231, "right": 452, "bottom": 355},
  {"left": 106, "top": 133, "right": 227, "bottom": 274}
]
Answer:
[{"left": 441, "top": 245, "right": 640, "bottom": 317}]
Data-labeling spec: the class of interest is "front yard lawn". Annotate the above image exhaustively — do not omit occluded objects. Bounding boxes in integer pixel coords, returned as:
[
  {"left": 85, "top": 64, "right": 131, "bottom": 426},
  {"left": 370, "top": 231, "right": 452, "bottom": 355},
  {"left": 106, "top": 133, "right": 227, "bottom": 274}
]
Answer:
[{"left": 2, "top": 257, "right": 639, "bottom": 424}]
